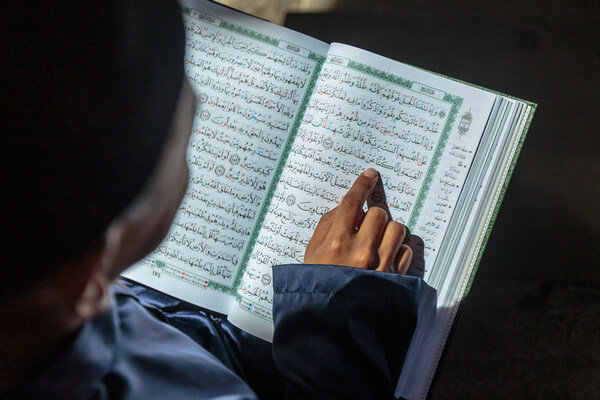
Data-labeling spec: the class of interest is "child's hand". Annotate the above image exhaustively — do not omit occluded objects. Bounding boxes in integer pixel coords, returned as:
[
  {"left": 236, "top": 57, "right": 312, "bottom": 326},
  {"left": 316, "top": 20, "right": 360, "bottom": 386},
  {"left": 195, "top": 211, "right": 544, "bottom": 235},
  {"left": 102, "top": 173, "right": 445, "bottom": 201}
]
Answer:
[{"left": 304, "top": 168, "right": 412, "bottom": 274}]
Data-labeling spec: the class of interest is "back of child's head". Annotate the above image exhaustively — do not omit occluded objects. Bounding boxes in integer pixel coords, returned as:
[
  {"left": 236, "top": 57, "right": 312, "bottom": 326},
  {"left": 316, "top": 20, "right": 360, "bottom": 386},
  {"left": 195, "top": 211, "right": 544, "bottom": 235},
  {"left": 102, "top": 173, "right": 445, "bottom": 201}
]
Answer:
[{"left": 2, "top": 1, "right": 186, "bottom": 297}]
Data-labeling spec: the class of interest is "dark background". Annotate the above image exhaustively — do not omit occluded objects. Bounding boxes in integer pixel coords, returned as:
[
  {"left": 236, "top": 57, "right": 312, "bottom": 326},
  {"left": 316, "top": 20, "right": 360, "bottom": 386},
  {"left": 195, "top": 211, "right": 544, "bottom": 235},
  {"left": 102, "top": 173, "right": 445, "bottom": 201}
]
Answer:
[{"left": 285, "top": 1, "right": 599, "bottom": 398}]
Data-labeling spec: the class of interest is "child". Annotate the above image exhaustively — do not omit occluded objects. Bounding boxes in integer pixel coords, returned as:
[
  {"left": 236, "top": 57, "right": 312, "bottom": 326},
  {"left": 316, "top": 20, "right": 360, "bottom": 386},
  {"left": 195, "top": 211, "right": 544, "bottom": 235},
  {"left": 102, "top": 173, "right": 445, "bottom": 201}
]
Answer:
[{"left": 2, "top": 2, "right": 423, "bottom": 399}]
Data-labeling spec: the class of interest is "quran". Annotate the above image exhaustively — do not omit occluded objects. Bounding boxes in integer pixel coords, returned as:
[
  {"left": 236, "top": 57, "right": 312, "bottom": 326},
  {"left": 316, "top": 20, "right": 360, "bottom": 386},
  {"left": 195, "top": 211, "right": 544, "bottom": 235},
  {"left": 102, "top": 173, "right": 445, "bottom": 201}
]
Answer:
[{"left": 122, "top": 0, "right": 536, "bottom": 398}]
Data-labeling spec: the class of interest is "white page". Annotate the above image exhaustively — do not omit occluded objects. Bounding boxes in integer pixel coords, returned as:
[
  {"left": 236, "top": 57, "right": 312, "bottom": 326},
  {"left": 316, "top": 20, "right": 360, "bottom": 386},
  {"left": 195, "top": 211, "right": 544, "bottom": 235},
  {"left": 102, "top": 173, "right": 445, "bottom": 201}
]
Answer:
[
  {"left": 122, "top": 0, "right": 329, "bottom": 314},
  {"left": 229, "top": 43, "right": 496, "bottom": 340}
]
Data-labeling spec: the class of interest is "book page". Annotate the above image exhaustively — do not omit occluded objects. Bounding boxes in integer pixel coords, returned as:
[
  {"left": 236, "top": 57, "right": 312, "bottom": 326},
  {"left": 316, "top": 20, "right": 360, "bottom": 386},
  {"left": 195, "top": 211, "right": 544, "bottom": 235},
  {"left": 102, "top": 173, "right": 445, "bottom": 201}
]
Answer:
[
  {"left": 228, "top": 43, "right": 496, "bottom": 340},
  {"left": 122, "top": 0, "right": 328, "bottom": 314}
]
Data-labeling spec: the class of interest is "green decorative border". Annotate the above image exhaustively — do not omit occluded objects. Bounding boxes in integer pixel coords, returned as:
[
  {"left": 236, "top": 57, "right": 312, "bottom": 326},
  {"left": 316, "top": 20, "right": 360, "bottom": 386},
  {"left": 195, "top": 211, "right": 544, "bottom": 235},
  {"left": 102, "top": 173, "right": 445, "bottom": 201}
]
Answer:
[
  {"left": 177, "top": 5, "right": 325, "bottom": 296},
  {"left": 149, "top": 259, "right": 210, "bottom": 288},
  {"left": 334, "top": 59, "right": 463, "bottom": 230},
  {"left": 208, "top": 272, "right": 234, "bottom": 294},
  {"left": 232, "top": 51, "right": 325, "bottom": 299},
  {"left": 408, "top": 93, "right": 462, "bottom": 229},
  {"left": 218, "top": 20, "right": 279, "bottom": 46},
  {"left": 347, "top": 60, "right": 413, "bottom": 89},
  {"left": 182, "top": 5, "right": 306, "bottom": 56},
  {"left": 181, "top": 6, "right": 277, "bottom": 47}
]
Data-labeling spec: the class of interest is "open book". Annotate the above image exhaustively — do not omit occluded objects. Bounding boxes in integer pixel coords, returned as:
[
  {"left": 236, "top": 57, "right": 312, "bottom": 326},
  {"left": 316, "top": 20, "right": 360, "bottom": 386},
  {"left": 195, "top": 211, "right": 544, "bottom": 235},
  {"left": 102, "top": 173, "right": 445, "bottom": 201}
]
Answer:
[{"left": 122, "top": 0, "right": 536, "bottom": 398}]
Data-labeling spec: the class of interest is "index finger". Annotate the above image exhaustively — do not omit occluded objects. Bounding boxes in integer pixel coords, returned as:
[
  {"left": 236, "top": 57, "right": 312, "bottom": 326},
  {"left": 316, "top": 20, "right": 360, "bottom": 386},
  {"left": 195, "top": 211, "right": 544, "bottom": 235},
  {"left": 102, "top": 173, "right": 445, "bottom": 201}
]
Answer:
[{"left": 332, "top": 168, "right": 379, "bottom": 234}]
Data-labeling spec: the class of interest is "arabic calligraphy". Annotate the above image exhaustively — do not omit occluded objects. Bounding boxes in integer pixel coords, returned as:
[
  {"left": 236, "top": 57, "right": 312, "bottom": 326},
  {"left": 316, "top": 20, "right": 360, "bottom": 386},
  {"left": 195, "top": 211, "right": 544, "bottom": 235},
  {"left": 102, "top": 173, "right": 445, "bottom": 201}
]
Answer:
[
  {"left": 239, "top": 60, "right": 458, "bottom": 300},
  {"left": 151, "top": 13, "right": 318, "bottom": 287}
]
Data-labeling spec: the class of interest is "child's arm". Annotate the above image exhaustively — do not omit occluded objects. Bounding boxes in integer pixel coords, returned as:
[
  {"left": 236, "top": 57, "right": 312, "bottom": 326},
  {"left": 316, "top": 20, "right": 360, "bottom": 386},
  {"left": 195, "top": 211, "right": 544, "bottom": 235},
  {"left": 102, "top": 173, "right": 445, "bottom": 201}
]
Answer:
[{"left": 270, "top": 169, "right": 421, "bottom": 399}]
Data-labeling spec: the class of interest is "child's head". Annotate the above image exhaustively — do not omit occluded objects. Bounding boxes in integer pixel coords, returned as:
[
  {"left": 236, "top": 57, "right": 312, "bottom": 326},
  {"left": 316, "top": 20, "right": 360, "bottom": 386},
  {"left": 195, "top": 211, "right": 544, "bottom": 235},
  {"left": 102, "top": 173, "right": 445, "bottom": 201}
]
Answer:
[{"left": 2, "top": 1, "right": 192, "bottom": 325}]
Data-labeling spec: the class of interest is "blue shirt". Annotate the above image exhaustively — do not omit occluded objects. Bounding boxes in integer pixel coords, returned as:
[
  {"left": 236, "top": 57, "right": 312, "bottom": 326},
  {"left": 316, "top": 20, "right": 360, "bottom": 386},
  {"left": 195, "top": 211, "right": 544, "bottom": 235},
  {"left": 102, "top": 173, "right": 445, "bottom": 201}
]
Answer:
[{"left": 22, "top": 264, "right": 422, "bottom": 399}]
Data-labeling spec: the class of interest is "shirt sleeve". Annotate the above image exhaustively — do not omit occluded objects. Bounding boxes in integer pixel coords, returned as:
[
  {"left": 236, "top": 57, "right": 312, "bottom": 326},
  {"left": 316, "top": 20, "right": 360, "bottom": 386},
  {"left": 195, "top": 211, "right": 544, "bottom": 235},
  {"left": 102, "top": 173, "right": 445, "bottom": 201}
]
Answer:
[
  {"left": 118, "top": 280, "right": 284, "bottom": 400},
  {"left": 272, "top": 264, "right": 421, "bottom": 400}
]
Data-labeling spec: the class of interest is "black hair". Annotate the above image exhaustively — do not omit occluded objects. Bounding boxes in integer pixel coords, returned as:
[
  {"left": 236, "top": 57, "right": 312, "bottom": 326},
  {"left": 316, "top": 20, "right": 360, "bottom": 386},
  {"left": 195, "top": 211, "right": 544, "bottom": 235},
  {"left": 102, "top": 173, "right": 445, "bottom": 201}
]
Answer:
[{"left": 1, "top": 1, "right": 185, "bottom": 294}]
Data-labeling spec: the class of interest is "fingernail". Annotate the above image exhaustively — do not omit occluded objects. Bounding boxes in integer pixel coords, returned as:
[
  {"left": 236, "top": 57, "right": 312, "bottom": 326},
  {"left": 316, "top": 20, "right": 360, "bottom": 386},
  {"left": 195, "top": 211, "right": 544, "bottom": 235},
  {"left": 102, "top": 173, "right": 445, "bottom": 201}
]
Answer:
[
  {"left": 363, "top": 168, "right": 378, "bottom": 180},
  {"left": 337, "top": 195, "right": 344, "bottom": 206}
]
